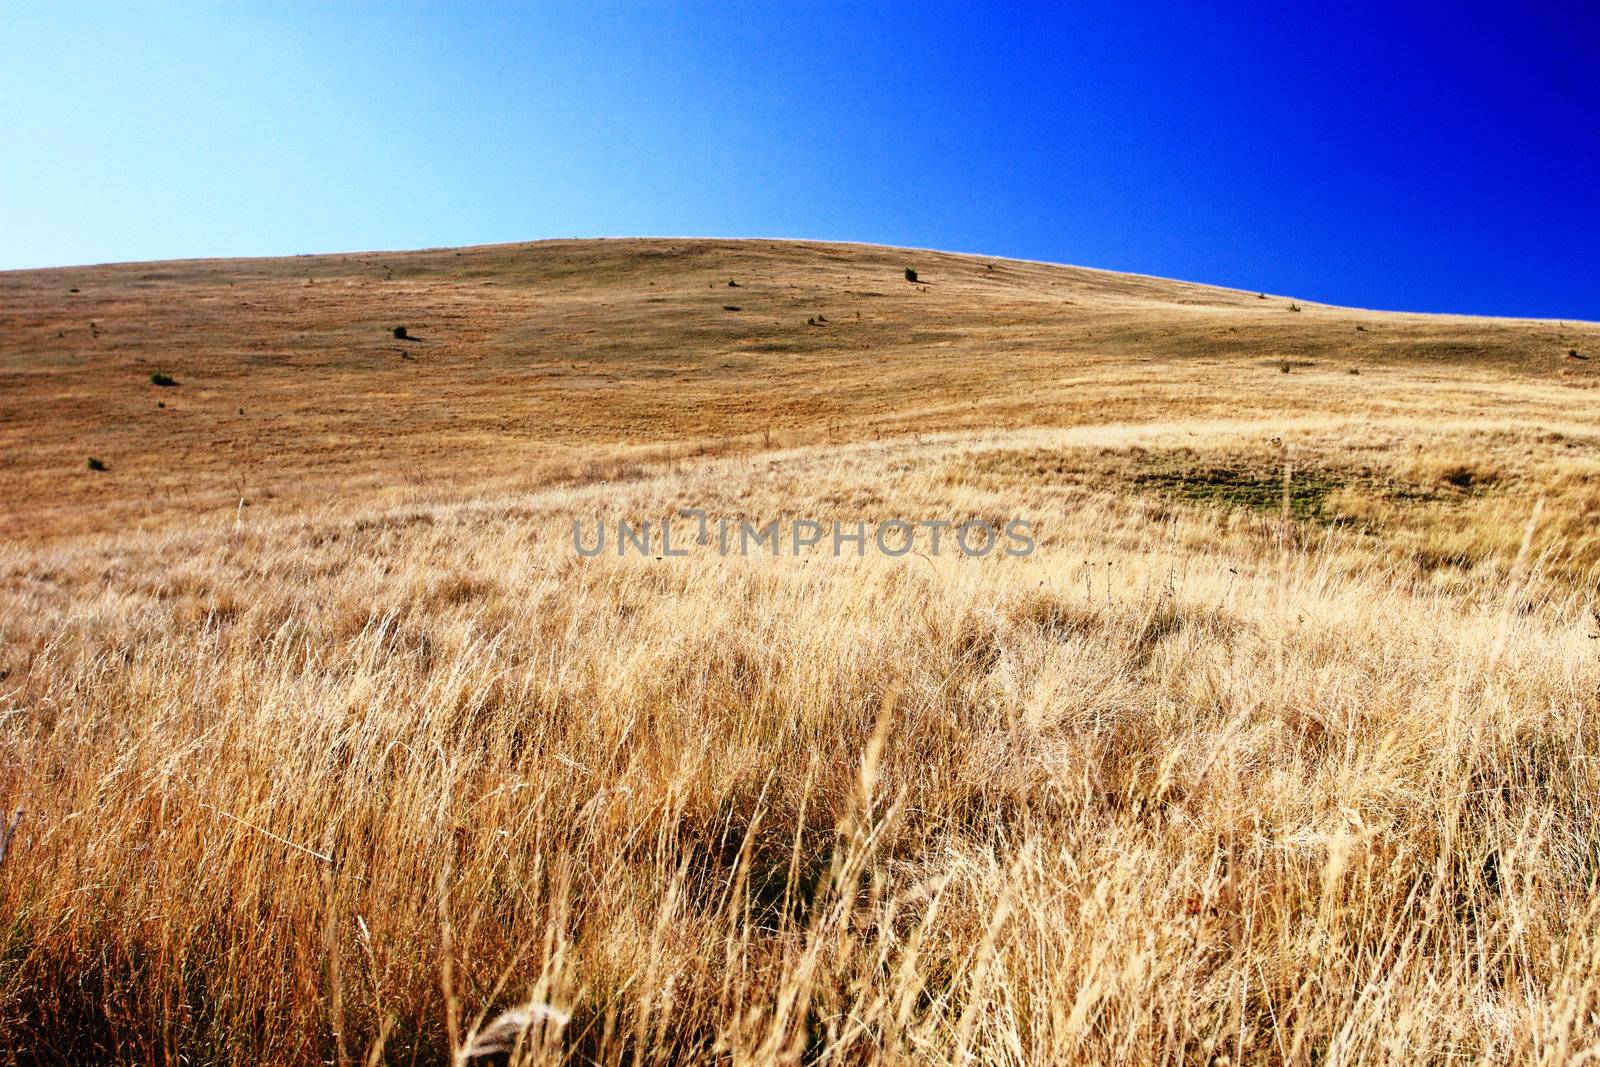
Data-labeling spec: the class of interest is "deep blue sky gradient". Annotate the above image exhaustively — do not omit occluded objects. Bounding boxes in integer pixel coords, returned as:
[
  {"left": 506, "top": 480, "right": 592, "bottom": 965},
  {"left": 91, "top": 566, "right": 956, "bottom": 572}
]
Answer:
[{"left": 3, "top": 2, "right": 1596, "bottom": 317}]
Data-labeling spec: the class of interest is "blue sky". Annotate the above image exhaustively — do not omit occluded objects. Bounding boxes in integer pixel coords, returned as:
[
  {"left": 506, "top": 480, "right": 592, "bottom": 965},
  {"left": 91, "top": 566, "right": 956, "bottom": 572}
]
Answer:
[{"left": 3, "top": 2, "right": 1596, "bottom": 318}]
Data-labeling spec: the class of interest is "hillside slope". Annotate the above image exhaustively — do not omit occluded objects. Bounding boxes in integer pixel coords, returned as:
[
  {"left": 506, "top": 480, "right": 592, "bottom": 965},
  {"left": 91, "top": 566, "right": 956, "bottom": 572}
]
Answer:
[
  {"left": 3, "top": 238, "right": 1595, "bottom": 540},
  {"left": 6, "top": 241, "right": 1600, "bottom": 1063}
]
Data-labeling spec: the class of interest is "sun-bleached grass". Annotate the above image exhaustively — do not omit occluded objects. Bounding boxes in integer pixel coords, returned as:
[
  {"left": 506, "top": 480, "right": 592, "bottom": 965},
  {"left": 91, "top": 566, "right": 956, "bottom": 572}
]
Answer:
[
  {"left": 2, "top": 418, "right": 1599, "bottom": 1065},
  {"left": 6, "top": 236, "right": 1599, "bottom": 544}
]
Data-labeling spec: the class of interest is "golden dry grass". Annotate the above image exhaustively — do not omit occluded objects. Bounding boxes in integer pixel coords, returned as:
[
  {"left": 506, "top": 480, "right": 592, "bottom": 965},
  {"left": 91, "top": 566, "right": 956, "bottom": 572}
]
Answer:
[{"left": 2, "top": 239, "right": 1600, "bottom": 1064}]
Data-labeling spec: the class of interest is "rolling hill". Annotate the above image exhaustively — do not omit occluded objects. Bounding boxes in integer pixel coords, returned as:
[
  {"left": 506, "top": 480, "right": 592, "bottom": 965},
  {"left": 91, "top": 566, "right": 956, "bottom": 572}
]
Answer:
[
  {"left": 3, "top": 238, "right": 1595, "bottom": 540},
  {"left": 3, "top": 240, "right": 1600, "bottom": 1065}
]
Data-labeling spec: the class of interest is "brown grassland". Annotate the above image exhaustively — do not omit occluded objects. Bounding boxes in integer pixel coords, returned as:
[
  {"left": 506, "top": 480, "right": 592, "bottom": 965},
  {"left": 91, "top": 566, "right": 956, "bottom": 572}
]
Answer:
[{"left": 3, "top": 238, "right": 1600, "bottom": 1064}]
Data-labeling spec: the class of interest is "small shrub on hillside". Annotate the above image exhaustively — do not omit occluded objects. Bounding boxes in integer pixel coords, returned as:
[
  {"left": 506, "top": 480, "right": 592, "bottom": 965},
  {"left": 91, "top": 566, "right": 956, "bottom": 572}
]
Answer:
[
  {"left": 150, "top": 373, "right": 176, "bottom": 387},
  {"left": 86, "top": 457, "right": 107, "bottom": 472},
  {"left": 393, "top": 325, "right": 408, "bottom": 339},
  {"left": 904, "top": 268, "right": 918, "bottom": 282}
]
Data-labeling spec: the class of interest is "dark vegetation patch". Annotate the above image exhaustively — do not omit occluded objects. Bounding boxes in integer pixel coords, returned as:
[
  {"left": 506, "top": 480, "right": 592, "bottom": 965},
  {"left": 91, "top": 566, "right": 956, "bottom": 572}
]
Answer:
[
  {"left": 1130, "top": 452, "right": 1469, "bottom": 521},
  {"left": 956, "top": 444, "right": 1466, "bottom": 528},
  {"left": 1130, "top": 461, "right": 1344, "bottom": 521},
  {"left": 1439, "top": 464, "right": 1490, "bottom": 490}
]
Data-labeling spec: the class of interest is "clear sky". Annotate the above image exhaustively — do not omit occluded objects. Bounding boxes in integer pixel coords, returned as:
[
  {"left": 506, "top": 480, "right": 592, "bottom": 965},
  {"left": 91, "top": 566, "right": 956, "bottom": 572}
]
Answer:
[{"left": 4, "top": 2, "right": 1596, "bottom": 318}]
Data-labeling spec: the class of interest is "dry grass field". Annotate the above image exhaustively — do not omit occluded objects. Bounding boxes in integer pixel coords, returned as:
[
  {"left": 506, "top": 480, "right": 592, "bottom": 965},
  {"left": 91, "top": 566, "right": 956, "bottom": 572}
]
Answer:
[{"left": 3, "top": 238, "right": 1600, "bottom": 1064}]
